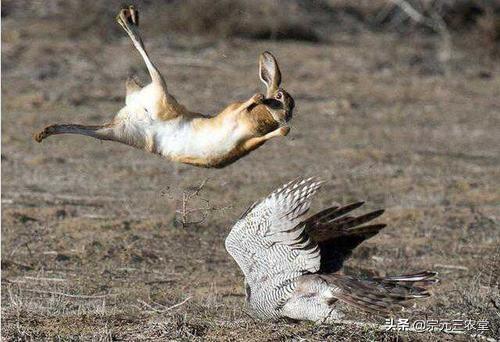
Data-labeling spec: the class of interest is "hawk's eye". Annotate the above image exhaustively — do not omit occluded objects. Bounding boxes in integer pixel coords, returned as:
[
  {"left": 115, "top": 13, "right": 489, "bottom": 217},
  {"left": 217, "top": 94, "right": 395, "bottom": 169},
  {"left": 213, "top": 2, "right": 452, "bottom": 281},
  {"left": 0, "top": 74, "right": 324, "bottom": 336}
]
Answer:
[{"left": 275, "top": 92, "right": 283, "bottom": 100}]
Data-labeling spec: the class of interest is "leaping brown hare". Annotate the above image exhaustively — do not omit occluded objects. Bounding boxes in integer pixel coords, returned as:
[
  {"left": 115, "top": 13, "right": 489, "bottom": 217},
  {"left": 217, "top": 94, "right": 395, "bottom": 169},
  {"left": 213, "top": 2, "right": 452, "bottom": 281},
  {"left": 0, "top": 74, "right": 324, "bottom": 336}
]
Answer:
[{"left": 34, "top": 5, "right": 294, "bottom": 168}]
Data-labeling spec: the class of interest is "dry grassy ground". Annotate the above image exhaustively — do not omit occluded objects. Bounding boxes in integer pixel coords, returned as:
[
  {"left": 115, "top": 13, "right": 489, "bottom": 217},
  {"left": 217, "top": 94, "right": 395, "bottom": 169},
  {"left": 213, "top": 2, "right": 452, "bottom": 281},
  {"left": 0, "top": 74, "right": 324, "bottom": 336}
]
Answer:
[{"left": 2, "top": 3, "right": 500, "bottom": 341}]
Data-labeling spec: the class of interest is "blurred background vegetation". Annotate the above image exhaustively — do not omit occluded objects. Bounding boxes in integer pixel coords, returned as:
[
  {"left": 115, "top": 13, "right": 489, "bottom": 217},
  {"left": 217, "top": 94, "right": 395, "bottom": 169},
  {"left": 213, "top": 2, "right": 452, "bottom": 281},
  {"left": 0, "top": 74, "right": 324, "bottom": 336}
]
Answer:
[{"left": 2, "top": 0, "right": 499, "bottom": 54}]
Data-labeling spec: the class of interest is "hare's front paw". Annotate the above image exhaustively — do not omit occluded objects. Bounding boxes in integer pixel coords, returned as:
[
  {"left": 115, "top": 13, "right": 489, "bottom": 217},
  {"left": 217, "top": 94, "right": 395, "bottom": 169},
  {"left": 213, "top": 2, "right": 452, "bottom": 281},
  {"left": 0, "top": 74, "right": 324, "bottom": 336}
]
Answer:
[
  {"left": 279, "top": 126, "right": 290, "bottom": 136},
  {"left": 251, "top": 93, "right": 265, "bottom": 104}
]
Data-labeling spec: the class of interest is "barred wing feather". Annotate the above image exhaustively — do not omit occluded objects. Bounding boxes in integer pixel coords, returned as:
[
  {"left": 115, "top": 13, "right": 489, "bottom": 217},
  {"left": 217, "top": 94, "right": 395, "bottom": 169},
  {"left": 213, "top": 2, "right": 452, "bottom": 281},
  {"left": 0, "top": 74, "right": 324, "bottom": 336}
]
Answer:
[{"left": 225, "top": 178, "right": 323, "bottom": 288}]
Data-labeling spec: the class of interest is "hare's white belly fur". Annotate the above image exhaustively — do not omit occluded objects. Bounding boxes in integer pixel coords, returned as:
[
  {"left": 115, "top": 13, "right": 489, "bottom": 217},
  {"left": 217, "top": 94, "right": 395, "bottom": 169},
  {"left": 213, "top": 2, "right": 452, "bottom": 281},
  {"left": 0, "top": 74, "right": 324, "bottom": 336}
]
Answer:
[
  {"left": 117, "top": 90, "right": 244, "bottom": 160},
  {"left": 154, "top": 118, "right": 243, "bottom": 158}
]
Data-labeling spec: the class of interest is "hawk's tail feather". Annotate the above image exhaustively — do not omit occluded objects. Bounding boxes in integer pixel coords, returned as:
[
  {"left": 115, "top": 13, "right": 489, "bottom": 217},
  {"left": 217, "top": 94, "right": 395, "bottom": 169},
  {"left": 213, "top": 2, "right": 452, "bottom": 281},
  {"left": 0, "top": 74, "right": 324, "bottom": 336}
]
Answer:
[
  {"left": 375, "top": 271, "right": 439, "bottom": 287},
  {"left": 322, "top": 272, "right": 438, "bottom": 315}
]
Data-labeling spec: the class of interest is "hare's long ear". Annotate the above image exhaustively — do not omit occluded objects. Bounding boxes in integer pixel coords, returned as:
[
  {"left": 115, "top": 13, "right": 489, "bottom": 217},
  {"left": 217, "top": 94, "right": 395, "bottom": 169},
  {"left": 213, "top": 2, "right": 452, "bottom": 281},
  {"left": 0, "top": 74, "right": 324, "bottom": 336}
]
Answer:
[{"left": 259, "top": 51, "right": 282, "bottom": 97}]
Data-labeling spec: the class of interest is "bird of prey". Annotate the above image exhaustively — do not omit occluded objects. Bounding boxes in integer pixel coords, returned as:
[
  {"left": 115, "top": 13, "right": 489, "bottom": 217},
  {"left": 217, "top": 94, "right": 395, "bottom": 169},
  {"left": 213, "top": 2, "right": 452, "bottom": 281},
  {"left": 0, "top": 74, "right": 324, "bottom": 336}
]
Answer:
[{"left": 225, "top": 177, "right": 438, "bottom": 322}]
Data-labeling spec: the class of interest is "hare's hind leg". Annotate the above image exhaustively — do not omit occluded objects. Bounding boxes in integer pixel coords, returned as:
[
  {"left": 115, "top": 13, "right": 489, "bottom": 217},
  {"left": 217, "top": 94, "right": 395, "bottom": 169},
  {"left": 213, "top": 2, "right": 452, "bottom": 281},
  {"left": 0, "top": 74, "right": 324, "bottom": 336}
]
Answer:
[
  {"left": 116, "top": 6, "right": 167, "bottom": 91},
  {"left": 125, "top": 75, "right": 142, "bottom": 106}
]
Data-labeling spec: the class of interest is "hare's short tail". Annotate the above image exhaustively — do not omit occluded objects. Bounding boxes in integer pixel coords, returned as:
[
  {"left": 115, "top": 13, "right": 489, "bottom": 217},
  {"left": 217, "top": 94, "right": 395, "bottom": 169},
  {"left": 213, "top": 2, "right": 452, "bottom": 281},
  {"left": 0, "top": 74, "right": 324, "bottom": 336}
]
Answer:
[{"left": 322, "top": 271, "right": 438, "bottom": 315}]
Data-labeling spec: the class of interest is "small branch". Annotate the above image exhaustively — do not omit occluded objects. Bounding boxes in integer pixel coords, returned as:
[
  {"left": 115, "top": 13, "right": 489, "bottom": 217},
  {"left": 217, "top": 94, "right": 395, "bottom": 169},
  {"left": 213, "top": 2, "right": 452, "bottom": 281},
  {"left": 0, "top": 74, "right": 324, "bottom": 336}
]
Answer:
[
  {"left": 161, "top": 296, "right": 192, "bottom": 311},
  {"left": 173, "top": 178, "right": 230, "bottom": 227},
  {"left": 23, "top": 276, "right": 66, "bottom": 282},
  {"left": 137, "top": 296, "right": 191, "bottom": 313},
  {"left": 189, "top": 179, "right": 208, "bottom": 198}
]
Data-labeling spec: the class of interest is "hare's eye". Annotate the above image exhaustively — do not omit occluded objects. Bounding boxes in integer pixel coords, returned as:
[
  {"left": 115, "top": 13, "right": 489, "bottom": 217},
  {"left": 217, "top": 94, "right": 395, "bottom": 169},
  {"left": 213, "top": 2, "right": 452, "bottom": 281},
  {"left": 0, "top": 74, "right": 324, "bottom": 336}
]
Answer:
[{"left": 276, "top": 92, "right": 283, "bottom": 100}]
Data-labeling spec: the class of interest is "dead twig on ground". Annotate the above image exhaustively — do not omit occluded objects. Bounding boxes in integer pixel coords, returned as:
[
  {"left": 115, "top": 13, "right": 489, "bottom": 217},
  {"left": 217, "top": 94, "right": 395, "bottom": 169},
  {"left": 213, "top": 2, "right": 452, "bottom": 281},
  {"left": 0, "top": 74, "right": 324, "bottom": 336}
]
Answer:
[
  {"left": 170, "top": 179, "right": 231, "bottom": 228},
  {"left": 137, "top": 296, "right": 191, "bottom": 313},
  {"left": 23, "top": 276, "right": 66, "bottom": 282}
]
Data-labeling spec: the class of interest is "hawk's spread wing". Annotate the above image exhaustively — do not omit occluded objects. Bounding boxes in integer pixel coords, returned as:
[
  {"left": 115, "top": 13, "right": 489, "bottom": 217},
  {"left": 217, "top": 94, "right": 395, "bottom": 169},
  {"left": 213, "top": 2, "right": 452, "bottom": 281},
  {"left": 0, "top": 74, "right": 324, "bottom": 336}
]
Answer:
[{"left": 225, "top": 178, "right": 323, "bottom": 289}]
